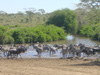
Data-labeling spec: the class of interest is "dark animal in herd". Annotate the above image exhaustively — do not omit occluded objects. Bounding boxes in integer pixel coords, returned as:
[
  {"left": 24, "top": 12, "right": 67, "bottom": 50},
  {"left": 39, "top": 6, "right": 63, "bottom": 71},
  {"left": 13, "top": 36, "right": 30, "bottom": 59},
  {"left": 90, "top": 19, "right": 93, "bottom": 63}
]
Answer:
[{"left": 7, "top": 46, "right": 28, "bottom": 58}]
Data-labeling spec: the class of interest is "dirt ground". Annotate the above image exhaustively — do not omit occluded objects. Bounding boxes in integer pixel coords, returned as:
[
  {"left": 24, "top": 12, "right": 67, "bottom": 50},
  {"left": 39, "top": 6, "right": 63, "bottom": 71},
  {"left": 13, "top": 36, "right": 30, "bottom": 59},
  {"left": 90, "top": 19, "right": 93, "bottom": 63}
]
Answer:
[{"left": 0, "top": 58, "right": 99, "bottom": 75}]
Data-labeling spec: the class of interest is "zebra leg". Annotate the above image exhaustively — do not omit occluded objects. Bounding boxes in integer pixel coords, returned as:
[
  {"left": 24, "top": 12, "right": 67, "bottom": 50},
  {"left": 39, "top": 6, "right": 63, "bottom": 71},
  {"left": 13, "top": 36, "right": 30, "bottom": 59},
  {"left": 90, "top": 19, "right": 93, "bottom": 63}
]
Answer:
[
  {"left": 3, "top": 52, "right": 6, "bottom": 57},
  {"left": 63, "top": 54, "right": 65, "bottom": 59},
  {"left": 50, "top": 50, "right": 52, "bottom": 55},
  {"left": 53, "top": 50, "right": 56, "bottom": 54},
  {"left": 38, "top": 52, "right": 41, "bottom": 57},
  {"left": 7, "top": 52, "right": 10, "bottom": 59},
  {"left": 19, "top": 54, "right": 22, "bottom": 58}
]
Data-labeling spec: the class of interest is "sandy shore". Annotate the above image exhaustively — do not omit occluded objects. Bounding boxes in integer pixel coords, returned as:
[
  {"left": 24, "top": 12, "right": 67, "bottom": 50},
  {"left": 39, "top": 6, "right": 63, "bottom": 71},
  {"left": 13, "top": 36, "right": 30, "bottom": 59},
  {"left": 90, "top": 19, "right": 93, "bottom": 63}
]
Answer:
[{"left": 0, "top": 58, "right": 99, "bottom": 75}]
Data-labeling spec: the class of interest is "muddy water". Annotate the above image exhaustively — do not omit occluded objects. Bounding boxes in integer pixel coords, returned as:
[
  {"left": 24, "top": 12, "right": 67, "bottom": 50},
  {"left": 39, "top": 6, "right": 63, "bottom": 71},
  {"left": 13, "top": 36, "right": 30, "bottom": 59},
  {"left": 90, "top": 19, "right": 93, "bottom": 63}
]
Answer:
[
  {"left": 1, "top": 35, "right": 100, "bottom": 58},
  {"left": 47, "top": 35, "right": 100, "bottom": 46},
  {"left": 20, "top": 35, "right": 100, "bottom": 58}
]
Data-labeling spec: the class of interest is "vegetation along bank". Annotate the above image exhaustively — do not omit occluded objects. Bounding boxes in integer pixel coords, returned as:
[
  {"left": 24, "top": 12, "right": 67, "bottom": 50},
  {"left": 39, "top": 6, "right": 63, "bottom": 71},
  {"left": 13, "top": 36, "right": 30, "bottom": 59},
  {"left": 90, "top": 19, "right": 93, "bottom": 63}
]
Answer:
[{"left": 0, "top": 0, "right": 100, "bottom": 44}]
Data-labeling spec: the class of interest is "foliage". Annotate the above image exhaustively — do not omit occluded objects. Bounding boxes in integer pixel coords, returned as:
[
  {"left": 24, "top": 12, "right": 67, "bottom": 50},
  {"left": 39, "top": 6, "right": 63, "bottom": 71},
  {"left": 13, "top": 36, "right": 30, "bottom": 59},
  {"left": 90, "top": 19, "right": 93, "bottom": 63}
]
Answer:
[
  {"left": 46, "top": 8, "right": 78, "bottom": 34},
  {"left": 0, "top": 25, "right": 66, "bottom": 44},
  {"left": 76, "top": 0, "right": 100, "bottom": 35},
  {"left": 79, "top": 24, "right": 100, "bottom": 41},
  {"left": 78, "top": 0, "right": 100, "bottom": 9},
  {"left": 0, "top": 8, "right": 49, "bottom": 26}
]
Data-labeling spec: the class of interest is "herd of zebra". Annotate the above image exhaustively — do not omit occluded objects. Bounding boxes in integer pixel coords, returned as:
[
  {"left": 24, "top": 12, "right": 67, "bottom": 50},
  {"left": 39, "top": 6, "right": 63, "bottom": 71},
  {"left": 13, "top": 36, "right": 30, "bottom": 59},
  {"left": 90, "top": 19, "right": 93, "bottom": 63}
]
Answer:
[
  {"left": 33, "top": 43, "right": 100, "bottom": 58},
  {"left": 0, "top": 42, "right": 100, "bottom": 59}
]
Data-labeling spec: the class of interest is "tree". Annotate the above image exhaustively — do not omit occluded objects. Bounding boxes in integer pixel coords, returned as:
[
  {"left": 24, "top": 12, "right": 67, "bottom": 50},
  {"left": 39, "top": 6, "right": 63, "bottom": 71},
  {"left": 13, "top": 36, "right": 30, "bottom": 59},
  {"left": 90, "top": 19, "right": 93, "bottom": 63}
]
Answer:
[
  {"left": 25, "top": 8, "right": 36, "bottom": 22},
  {"left": 46, "top": 8, "right": 78, "bottom": 34},
  {"left": 75, "top": 8, "right": 89, "bottom": 33},
  {"left": 16, "top": 11, "right": 24, "bottom": 15},
  {"left": 38, "top": 9, "right": 45, "bottom": 14},
  {"left": 0, "top": 11, "right": 7, "bottom": 15},
  {"left": 76, "top": 0, "right": 100, "bottom": 25},
  {"left": 78, "top": 0, "right": 100, "bottom": 10}
]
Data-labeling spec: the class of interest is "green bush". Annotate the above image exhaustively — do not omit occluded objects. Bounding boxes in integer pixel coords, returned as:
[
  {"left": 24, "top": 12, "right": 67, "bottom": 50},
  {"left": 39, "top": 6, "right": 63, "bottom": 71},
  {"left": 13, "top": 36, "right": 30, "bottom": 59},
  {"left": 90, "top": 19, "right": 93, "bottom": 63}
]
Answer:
[
  {"left": 80, "top": 24, "right": 100, "bottom": 41},
  {"left": 0, "top": 24, "right": 66, "bottom": 44}
]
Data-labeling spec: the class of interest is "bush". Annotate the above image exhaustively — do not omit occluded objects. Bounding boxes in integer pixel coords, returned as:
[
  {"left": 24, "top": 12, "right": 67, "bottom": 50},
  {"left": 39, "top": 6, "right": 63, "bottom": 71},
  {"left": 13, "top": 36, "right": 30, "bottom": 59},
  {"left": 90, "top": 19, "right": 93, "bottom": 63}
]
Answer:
[
  {"left": 0, "top": 24, "right": 66, "bottom": 44},
  {"left": 79, "top": 24, "right": 100, "bottom": 41}
]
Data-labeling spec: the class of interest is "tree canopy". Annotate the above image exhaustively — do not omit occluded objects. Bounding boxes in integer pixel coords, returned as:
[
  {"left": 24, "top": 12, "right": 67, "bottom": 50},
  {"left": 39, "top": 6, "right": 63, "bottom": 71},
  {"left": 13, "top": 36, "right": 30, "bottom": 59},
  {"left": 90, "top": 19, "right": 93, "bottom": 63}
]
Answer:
[
  {"left": 76, "top": 0, "right": 100, "bottom": 26},
  {"left": 78, "top": 0, "right": 100, "bottom": 9},
  {"left": 76, "top": 0, "right": 100, "bottom": 41},
  {"left": 46, "top": 8, "right": 78, "bottom": 34}
]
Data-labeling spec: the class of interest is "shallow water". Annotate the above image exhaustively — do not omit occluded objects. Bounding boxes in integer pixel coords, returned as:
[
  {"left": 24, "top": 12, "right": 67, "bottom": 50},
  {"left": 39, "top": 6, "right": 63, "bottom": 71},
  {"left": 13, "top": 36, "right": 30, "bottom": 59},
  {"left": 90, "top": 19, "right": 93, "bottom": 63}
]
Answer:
[
  {"left": 20, "top": 35, "right": 100, "bottom": 58},
  {"left": 44, "top": 35, "right": 100, "bottom": 46},
  {"left": 1, "top": 35, "right": 100, "bottom": 58}
]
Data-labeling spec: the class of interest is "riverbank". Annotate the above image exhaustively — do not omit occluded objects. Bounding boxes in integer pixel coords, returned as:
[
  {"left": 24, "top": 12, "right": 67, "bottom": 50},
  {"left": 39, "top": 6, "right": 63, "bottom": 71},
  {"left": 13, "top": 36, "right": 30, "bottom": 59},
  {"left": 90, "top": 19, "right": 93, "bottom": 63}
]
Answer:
[{"left": 0, "top": 58, "right": 99, "bottom": 75}]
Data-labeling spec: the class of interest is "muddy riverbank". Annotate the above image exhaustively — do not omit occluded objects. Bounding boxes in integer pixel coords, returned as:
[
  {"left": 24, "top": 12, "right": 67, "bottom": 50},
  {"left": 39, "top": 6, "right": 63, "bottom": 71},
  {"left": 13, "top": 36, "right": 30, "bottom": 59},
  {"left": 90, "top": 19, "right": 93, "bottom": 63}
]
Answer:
[{"left": 0, "top": 58, "right": 99, "bottom": 75}]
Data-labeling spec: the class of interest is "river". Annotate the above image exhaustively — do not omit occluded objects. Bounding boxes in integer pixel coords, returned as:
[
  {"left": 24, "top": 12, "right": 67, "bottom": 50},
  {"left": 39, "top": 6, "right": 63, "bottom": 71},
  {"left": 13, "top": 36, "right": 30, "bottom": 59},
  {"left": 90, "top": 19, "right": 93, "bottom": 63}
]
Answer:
[
  {"left": 20, "top": 35, "right": 100, "bottom": 58},
  {"left": 45, "top": 35, "right": 100, "bottom": 46},
  {"left": 1, "top": 35, "right": 100, "bottom": 58}
]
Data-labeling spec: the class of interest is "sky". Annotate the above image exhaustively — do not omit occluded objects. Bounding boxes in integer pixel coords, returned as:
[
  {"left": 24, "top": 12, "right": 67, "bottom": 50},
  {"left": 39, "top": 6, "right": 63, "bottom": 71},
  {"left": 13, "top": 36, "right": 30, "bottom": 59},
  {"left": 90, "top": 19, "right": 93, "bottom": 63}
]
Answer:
[{"left": 0, "top": 0, "right": 80, "bottom": 13}]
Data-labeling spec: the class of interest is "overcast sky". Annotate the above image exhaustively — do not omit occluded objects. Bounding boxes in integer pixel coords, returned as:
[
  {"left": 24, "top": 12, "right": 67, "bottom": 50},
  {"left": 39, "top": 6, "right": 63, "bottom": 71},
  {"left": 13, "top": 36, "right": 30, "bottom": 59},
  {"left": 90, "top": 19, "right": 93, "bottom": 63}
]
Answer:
[{"left": 0, "top": 0, "right": 80, "bottom": 13}]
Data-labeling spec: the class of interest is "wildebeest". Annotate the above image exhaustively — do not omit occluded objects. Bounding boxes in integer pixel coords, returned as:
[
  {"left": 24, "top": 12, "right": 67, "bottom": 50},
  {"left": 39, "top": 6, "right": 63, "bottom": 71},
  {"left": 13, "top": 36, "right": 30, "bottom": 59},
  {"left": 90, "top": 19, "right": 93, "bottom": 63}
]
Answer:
[
  {"left": 7, "top": 46, "right": 28, "bottom": 58},
  {"left": 82, "top": 46, "right": 94, "bottom": 56},
  {"left": 92, "top": 47, "right": 100, "bottom": 55}
]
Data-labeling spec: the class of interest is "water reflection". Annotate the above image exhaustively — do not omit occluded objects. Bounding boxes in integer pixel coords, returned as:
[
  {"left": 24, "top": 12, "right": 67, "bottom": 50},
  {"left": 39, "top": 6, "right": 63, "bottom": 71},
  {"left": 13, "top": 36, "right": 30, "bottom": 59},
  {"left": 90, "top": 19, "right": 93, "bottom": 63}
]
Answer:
[
  {"left": 66, "top": 35, "right": 74, "bottom": 40},
  {"left": 47, "top": 35, "right": 100, "bottom": 46}
]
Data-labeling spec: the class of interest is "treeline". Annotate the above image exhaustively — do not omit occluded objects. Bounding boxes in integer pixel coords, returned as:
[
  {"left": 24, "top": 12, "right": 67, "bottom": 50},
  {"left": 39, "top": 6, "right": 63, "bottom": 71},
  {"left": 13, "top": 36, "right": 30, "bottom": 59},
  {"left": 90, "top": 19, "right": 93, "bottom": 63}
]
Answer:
[
  {"left": 75, "top": 0, "right": 100, "bottom": 41},
  {"left": 0, "top": 25, "right": 66, "bottom": 44},
  {"left": 0, "top": 8, "right": 50, "bottom": 26},
  {"left": 0, "top": 6, "right": 79, "bottom": 35}
]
